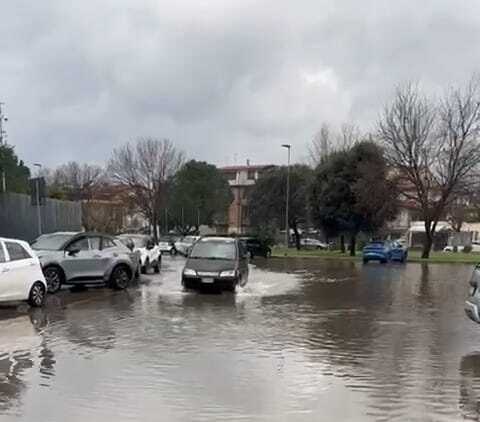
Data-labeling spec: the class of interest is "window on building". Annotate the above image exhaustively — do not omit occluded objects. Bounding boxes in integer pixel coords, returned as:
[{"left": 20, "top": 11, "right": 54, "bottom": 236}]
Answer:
[
  {"left": 226, "top": 172, "right": 237, "bottom": 181},
  {"left": 5, "top": 242, "right": 32, "bottom": 261},
  {"left": 247, "top": 170, "right": 255, "bottom": 180}
]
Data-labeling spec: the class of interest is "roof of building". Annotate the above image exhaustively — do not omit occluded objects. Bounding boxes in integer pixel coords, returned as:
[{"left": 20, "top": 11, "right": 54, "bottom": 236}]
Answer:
[{"left": 219, "top": 164, "right": 274, "bottom": 172}]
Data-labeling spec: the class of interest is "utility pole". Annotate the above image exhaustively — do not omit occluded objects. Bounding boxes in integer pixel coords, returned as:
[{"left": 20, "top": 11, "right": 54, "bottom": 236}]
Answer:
[
  {"left": 281, "top": 144, "right": 291, "bottom": 248},
  {"left": 34, "top": 163, "right": 43, "bottom": 236}
]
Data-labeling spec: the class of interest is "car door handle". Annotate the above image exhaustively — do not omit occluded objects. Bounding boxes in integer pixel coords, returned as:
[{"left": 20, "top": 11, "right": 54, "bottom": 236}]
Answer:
[{"left": 93, "top": 254, "right": 102, "bottom": 258}]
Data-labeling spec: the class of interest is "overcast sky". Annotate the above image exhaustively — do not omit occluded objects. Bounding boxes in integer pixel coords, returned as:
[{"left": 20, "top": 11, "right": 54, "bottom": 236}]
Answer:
[{"left": 1, "top": 0, "right": 480, "bottom": 170}]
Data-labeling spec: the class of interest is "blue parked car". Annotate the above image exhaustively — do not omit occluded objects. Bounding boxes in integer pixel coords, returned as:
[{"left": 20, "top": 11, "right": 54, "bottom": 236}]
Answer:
[
  {"left": 363, "top": 240, "right": 408, "bottom": 264},
  {"left": 363, "top": 241, "right": 392, "bottom": 264},
  {"left": 390, "top": 241, "right": 408, "bottom": 263}
]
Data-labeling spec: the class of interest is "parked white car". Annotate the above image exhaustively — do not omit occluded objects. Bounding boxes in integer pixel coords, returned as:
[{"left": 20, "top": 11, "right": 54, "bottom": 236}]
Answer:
[
  {"left": 444, "top": 241, "right": 480, "bottom": 253},
  {"left": 0, "top": 237, "right": 47, "bottom": 307},
  {"left": 300, "top": 238, "right": 328, "bottom": 250},
  {"left": 117, "top": 234, "right": 161, "bottom": 274},
  {"left": 158, "top": 237, "right": 177, "bottom": 255}
]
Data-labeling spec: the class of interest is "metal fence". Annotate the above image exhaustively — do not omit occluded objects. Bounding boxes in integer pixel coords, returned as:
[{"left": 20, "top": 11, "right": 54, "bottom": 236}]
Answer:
[{"left": 0, "top": 192, "right": 82, "bottom": 241}]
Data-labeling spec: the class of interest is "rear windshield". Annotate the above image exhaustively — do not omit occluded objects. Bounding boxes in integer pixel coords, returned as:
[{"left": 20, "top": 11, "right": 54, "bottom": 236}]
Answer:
[
  {"left": 366, "top": 242, "right": 384, "bottom": 248},
  {"left": 31, "top": 234, "right": 74, "bottom": 250},
  {"left": 190, "top": 240, "right": 236, "bottom": 260}
]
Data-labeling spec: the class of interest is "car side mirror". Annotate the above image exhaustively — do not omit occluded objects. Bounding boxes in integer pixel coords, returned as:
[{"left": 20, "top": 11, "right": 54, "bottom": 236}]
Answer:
[
  {"left": 146, "top": 242, "right": 154, "bottom": 250},
  {"left": 127, "top": 242, "right": 135, "bottom": 251},
  {"left": 67, "top": 248, "right": 80, "bottom": 256}
]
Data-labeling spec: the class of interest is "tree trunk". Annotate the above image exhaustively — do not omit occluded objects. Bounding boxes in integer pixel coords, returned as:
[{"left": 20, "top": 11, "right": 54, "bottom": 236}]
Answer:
[
  {"left": 349, "top": 234, "right": 356, "bottom": 256},
  {"left": 421, "top": 233, "right": 433, "bottom": 259},
  {"left": 340, "top": 235, "right": 346, "bottom": 253},
  {"left": 421, "top": 220, "right": 434, "bottom": 259}
]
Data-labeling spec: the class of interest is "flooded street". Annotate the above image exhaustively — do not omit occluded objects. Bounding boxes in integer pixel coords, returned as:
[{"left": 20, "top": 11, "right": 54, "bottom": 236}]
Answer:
[{"left": 1, "top": 257, "right": 480, "bottom": 421}]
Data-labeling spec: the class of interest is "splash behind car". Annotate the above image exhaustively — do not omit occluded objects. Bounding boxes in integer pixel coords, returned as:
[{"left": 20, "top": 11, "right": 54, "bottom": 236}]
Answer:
[{"left": 32, "top": 232, "right": 137, "bottom": 293}]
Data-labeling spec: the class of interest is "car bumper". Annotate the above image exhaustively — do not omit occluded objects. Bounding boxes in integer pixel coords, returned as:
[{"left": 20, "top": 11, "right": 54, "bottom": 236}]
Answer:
[
  {"left": 465, "top": 298, "right": 480, "bottom": 323},
  {"left": 182, "top": 276, "right": 237, "bottom": 291},
  {"left": 363, "top": 253, "right": 388, "bottom": 261}
]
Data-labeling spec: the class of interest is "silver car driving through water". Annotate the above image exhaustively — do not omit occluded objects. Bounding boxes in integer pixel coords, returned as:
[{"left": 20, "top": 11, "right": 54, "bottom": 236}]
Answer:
[{"left": 31, "top": 232, "right": 137, "bottom": 293}]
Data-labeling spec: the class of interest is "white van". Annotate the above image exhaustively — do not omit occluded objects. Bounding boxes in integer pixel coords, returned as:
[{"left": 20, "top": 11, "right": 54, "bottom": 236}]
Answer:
[{"left": 0, "top": 237, "right": 47, "bottom": 307}]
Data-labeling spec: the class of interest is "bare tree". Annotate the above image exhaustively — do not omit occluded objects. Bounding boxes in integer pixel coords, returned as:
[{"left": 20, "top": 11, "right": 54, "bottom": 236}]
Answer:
[
  {"left": 108, "top": 138, "right": 184, "bottom": 240},
  {"left": 378, "top": 78, "right": 480, "bottom": 258},
  {"left": 309, "top": 123, "right": 331, "bottom": 165},
  {"left": 50, "top": 162, "right": 105, "bottom": 201},
  {"left": 338, "top": 122, "right": 362, "bottom": 150},
  {"left": 309, "top": 122, "right": 361, "bottom": 166}
]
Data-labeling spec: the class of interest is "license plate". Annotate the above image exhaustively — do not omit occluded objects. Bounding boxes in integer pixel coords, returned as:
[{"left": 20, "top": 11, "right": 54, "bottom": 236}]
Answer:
[{"left": 202, "top": 278, "right": 214, "bottom": 284}]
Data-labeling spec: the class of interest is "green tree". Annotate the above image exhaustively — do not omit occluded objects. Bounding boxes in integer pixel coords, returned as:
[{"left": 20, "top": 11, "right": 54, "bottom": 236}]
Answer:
[
  {"left": 310, "top": 141, "right": 398, "bottom": 256},
  {"left": 0, "top": 145, "right": 30, "bottom": 193},
  {"left": 169, "top": 160, "right": 232, "bottom": 234},
  {"left": 249, "top": 165, "right": 311, "bottom": 249}
]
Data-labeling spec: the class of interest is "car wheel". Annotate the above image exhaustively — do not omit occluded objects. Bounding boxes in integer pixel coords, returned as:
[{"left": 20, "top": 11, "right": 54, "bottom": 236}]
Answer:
[
  {"left": 110, "top": 265, "right": 131, "bottom": 290},
  {"left": 28, "top": 282, "right": 46, "bottom": 307},
  {"left": 381, "top": 259, "right": 387, "bottom": 264},
  {"left": 224, "top": 282, "right": 236, "bottom": 293},
  {"left": 141, "top": 259, "right": 149, "bottom": 275},
  {"left": 170, "top": 248, "right": 177, "bottom": 256},
  {"left": 363, "top": 259, "right": 368, "bottom": 264},
  {"left": 43, "top": 266, "right": 64, "bottom": 294},
  {"left": 153, "top": 260, "right": 160, "bottom": 273}
]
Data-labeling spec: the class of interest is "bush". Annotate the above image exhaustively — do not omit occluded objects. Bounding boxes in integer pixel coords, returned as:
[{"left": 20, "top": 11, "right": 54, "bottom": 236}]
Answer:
[{"left": 463, "top": 245, "right": 472, "bottom": 253}]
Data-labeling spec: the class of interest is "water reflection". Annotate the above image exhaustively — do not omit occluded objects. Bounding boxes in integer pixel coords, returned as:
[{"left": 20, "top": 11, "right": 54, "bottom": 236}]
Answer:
[{"left": 0, "top": 258, "right": 477, "bottom": 421}]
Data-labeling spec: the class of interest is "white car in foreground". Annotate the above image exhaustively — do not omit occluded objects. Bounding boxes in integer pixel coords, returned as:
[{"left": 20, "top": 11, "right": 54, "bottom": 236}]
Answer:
[{"left": 0, "top": 237, "right": 47, "bottom": 307}]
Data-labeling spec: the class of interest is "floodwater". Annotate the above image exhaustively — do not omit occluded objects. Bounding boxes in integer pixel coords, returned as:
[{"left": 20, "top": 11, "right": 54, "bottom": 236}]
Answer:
[{"left": 1, "top": 257, "right": 480, "bottom": 421}]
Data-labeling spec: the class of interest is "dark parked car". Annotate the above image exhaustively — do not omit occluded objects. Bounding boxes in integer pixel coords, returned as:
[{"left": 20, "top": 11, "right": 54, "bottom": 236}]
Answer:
[
  {"left": 31, "top": 232, "right": 138, "bottom": 293},
  {"left": 182, "top": 237, "right": 249, "bottom": 292},
  {"left": 239, "top": 237, "right": 272, "bottom": 258}
]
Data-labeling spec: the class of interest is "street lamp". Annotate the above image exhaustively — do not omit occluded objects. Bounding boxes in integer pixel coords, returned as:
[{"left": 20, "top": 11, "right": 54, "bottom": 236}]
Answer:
[
  {"left": 33, "top": 163, "right": 42, "bottom": 236},
  {"left": 281, "top": 144, "right": 291, "bottom": 248}
]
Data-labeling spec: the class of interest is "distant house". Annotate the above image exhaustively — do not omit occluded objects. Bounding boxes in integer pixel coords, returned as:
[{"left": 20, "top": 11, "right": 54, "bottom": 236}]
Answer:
[{"left": 219, "top": 163, "right": 274, "bottom": 234}]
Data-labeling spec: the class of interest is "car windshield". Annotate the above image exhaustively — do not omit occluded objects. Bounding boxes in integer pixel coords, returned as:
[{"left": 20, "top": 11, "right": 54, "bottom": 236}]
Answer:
[
  {"left": 183, "top": 236, "right": 197, "bottom": 243},
  {"left": 367, "top": 242, "right": 385, "bottom": 248},
  {"left": 190, "top": 240, "right": 236, "bottom": 260},
  {"left": 31, "top": 233, "right": 74, "bottom": 250}
]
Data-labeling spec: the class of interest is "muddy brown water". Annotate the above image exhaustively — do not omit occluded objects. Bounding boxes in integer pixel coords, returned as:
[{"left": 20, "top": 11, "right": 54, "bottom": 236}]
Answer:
[{"left": 1, "top": 257, "right": 480, "bottom": 421}]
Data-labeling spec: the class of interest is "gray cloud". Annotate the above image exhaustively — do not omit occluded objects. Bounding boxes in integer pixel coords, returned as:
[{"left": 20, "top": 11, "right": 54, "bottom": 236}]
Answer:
[{"left": 1, "top": 0, "right": 479, "bottom": 169}]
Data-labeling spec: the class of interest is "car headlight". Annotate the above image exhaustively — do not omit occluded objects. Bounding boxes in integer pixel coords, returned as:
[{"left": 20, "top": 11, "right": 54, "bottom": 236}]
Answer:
[
  {"left": 220, "top": 270, "right": 237, "bottom": 278},
  {"left": 183, "top": 268, "right": 197, "bottom": 277}
]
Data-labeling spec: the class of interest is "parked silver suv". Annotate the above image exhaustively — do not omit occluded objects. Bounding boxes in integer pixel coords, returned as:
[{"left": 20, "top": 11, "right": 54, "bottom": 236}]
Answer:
[{"left": 31, "top": 232, "right": 137, "bottom": 293}]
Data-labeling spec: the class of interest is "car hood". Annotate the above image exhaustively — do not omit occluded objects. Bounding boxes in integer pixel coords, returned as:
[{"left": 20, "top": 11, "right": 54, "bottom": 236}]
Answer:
[{"left": 184, "top": 258, "right": 236, "bottom": 273}]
